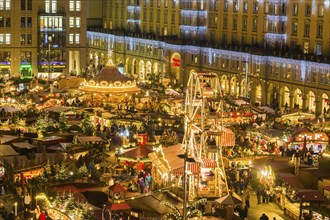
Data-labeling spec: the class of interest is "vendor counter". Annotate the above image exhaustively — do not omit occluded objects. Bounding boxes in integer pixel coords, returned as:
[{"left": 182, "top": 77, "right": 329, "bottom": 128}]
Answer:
[{"left": 284, "top": 203, "right": 300, "bottom": 220}]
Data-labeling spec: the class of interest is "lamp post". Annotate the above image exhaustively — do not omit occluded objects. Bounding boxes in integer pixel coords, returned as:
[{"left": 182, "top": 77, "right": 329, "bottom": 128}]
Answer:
[{"left": 178, "top": 153, "right": 196, "bottom": 220}]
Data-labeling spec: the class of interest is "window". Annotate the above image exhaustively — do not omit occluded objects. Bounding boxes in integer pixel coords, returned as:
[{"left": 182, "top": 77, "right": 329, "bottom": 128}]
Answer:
[
  {"left": 21, "top": 0, "right": 25, "bottom": 10},
  {"left": 315, "top": 43, "right": 322, "bottom": 56},
  {"left": 21, "top": 34, "right": 25, "bottom": 44},
  {"left": 5, "top": 17, "right": 10, "bottom": 27},
  {"left": 76, "top": 1, "right": 81, "bottom": 11},
  {"left": 317, "top": 23, "right": 323, "bottom": 38},
  {"left": 253, "top": 2, "right": 258, "bottom": 13},
  {"left": 304, "top": 22, "right": 310, "bottom": 37},
  {"left": 27, "top": 0, "right": 31, "bottom": 10},
  {"left": 0, "top": 34, "right": 3, "bottom": 44},
  {"left": 69, "top": 33, "right": 74, "bottom": 44},
  {"left": 233, "top": 1, "right": 238, "bottom": 12},
  {"left": 252, "top": 17, "right": 257, "bottom": 32},
  {"left": 242, "top": 16, "right": 247, "bottom": 31},
  {"left": 51, "top": 0, "right": 56, "bottom": 13},
  {"left": 305, "top": 4, "right": 311, "bottom": 16},
  {"left": 27, "top": 17, "right": 32, "bottom": 27},
  {"left": 27, "top": 34, "right": 32, "bottom": 44},
  {"left": 318, "top": 5, "right": 324, "bottom": 17},
  {"left": 157, "top": 0, "right": 160, "bottom": 7},
  {"left": 172, "top": 0, "right": 175, "bottom": 9},
  {"left": 69, "top": 17, "right": 74, "bottom": 27},
  {"left": 264, "top": 2, "right": 268, "bottom": 14},
  {"left": 232, "top": 16, "right": 237, "bottom": 30},
  {"left": 224, "top": 0, "right": 228, "bottom": 12},
  {"left": 293, "top": 3, "right": 298, "bottom": 16},
  {"left": 69, "top": 0, "right": 74, "bottom": 11},
  {"left": 223, "top": 16, "right": 227, "bottom": 29},
  {"left": 5, "top": 0, "right": 10, "bottom": 10},
  {"left": 0, "top": 17, "right": 3, "bottom": 27},
  {"left": 5, "top": 33, "right": 10, "bottom": 44},
  {"left": 243, "top": 1, "right": 248, "bottom": 13},
  {"left": 0, "top": 0, "right": 3, "bottom": 10},
  {"left": 21, "top": 17, "right": 25, "bottom": 27},
  {"left": 75, "top": 17, "right": 80, "bottom": 28},
  {"left": 45, "top": 0, "right": 50, "bottom": 13},
  {"left": 75, "top": 33, "right": 80, "bottom": 44},
  {"left": 292, "top": 20, "right": 298, "bottom": 35}
]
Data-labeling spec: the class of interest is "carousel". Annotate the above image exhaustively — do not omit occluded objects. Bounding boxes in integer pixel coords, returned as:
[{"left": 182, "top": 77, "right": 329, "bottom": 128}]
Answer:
[{"left": 79, "top": 56, "right": 141, "bottom": 104}]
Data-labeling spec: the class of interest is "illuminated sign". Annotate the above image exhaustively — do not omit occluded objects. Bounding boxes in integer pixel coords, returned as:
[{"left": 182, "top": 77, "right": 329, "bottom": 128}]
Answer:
[
  {"left": 20, "top": 64, "right": 33, "bottom": 79},
  {"left": 172, "top": 57, "right": 180, "bottom": 67}
]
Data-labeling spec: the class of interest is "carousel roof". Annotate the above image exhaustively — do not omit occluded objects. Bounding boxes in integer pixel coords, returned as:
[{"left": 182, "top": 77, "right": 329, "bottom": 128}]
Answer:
[{"left": 79, "top": 64, "right": 141, "bottom": 94}]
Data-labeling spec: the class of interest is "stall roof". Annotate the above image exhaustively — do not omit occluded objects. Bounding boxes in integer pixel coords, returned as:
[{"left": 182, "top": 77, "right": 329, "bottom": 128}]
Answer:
[
  {"left": 301, "top": 168, "right": 330, "bottom": 178},
  {"left": 0, "top": 145, "right": 19, "bottom": 156},
  {"left": 297, "top": 189, "right": 325, "bottom": 202},
  {"left": 0, "top": 135, "right": 20, "bottom": 144},
  {"left": 277, "top": 173, "right": 304, "bottom": 189},
  {"left": 77, "top": 136, "right": 103, "bottom": 144},
  {"left": 126, "top": 191, "right": 182, "bottom": 217},
  {"left": 119, "top": 145, "right": 153, "bottom": 159},
  {"left": 11, "top": 142, "right": 36, "bottom": 149}
]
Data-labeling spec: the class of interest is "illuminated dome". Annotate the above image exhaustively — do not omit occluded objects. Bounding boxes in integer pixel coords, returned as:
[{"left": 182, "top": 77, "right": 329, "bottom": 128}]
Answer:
[{"left": 79, "top": 64, "right": 140, "bottom": 94}]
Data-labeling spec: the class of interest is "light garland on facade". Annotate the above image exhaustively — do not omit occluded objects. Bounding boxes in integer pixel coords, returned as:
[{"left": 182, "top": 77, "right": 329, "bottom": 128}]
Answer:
[
  {"left": 127, "top": 6, "right": 140, "bottom": 12},
  {"left": 180, "top": 25, "right": 207, "bottom": 33},
  {"left": 266, "top": 15, "right": 287, "bottom": 22},
  {"left": 87, "top": 31, "right": 330, "bottom": 76},
  {"left": 180, "top": 10, "right": 207, "bottom": 17},
  {"left": 265, "top": 33, "right": 287, "bottom": 42}
]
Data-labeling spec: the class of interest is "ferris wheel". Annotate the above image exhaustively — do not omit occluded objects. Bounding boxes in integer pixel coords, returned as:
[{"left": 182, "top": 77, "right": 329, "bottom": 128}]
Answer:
[{"left": 183, "top": 70, "right": 232, "bottom": 199}]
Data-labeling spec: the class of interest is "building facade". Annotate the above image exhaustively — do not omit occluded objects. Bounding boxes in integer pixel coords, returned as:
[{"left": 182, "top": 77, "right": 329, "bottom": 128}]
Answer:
[
  {"left": 0, "top": 0, "right": 87, "bottom": 79},
  {"left": 87, "top": 0, "right": 330, "bottom": 115}
]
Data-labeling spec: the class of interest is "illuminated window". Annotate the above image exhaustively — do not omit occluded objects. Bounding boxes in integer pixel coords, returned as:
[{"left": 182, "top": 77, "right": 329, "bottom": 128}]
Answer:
[
  {"left": 252, "top": 17, "right": 258, "bottom": 32},
  {"left": 0, "top": 34, "right": 3, "bottom": 44},
  {"left": 21, "top": 34, "right": 25, "bottom": 44},
  {"left": 69, "top": 33, "right": 74, "bottom": 44},
  {"left": 51, "top": 0, "right": 57, "bottom": 13},
  {"left": 253, "top": 2, "right": 258, "bottom": 13},
  {"left": 0, "top": 0, "right": 3, "bottom": 10},
  {"left": 293, "top": 3, "right": 298, "bottom": 16},
  {"left": 69, "top": 17, "right": 74, "bottom": 27},
  {"left": 318, "top": 5, "right": 324, "bottom": 17},
  {"left": 292, "top": 20, "right": 298, "bottom": 35},
  {"left": 69, "top": 0, "right": 74, "bottom": 11},
  {"left": 5, "top": 33, "right": 10, "bottom": 44},
  {"left": 5, "top": 0, "right": 10, "bottom": 10},
  {"left": 233, "top": 1, "right": 238, "bottom": 12},
  {"left": 75, "top": 33, "right": 80, "bottom": 44},
  {"left": 242, "top": 16, "right": 247, "bottom": 31},
  {"left": 45, "top": 0, "right": 50, "bottom": 13},
  {"left": 243, "top": 1, "right": 248, "bottom": 13},
  {"left": 76, "top": 1, "right": 81, "bottom": 11},
  {"left": 27, "top": 34, "right": 32, "bottom": 44},
  {"left": 75, "top": 17, "right": 80, "bottom": 28}
]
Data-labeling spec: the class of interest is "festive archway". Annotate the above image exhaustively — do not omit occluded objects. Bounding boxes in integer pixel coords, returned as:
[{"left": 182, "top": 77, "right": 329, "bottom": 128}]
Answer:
[
  {"left": 220, "top": 75, "right": 229, "bottom": 93},
  {"left": 138, "top": 60, "right": 145, "bottom": 80},
  {"left": 170, "top": 52, "right": 181, "bottom": 81},
  {"left": 125, "top": 57, "right": 131, "bottom": 76},
  {"left": 230, "top": 77, "right": 237, "bottom": 96}
]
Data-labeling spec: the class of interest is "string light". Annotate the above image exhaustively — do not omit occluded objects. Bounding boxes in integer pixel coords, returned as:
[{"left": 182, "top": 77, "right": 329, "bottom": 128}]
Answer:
[{"left": 87, "top": 31, "right": 330, "bottom": 76}]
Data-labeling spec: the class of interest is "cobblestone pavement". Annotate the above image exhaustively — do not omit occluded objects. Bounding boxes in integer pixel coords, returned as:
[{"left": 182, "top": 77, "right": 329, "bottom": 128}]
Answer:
[{"left": 245, "top": 187, "right": 291, "bottom": 220}]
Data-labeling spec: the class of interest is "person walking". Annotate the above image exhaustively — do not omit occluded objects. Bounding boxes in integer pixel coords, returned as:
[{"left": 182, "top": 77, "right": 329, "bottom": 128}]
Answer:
[{"left": 257, "top": 188, "right": 262, "bottom": 204}]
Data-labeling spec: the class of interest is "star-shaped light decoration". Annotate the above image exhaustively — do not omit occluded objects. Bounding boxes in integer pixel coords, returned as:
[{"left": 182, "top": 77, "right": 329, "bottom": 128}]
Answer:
[{"left": 106, "top": 49, "right": 114, "bottom": 66}]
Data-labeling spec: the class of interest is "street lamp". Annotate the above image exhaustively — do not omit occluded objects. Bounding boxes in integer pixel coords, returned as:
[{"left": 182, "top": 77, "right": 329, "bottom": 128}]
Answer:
[{"left": 177, "top": 153, "right": 196, "bottom": 220}]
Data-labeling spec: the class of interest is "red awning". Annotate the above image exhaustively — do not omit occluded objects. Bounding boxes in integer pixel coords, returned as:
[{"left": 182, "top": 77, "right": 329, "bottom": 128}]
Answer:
[
  {"left": 171, "top": 159, "right": 217, "bottom": 176},
  {"left": 106, "top": 203, "right": 131, "bottom": 211}
]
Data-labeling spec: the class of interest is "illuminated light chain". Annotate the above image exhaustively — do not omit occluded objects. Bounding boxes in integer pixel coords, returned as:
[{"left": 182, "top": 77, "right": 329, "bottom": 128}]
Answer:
[
  {"left": 266, "top": 15, "right": 287, "bottom": 22},
  {"left": 265, "top": 33, "right": 287, "bottom": 42},
  {"left": 127, "top": 6, "right": 140, "bottom": 13},
  {"left": 180, "top": 25, "right": 207, "bottom": 33},
  {"left": 86, "top": 31, "right": 330, "bottom": 71},
  {"left": 180, "top": 10, "right": 207, "bottom": 17},
  {"left": 127, "top": 19, "right": 140, "bottom": 23}
]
